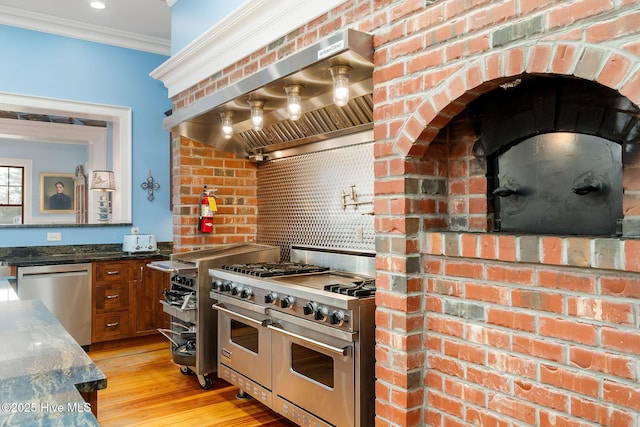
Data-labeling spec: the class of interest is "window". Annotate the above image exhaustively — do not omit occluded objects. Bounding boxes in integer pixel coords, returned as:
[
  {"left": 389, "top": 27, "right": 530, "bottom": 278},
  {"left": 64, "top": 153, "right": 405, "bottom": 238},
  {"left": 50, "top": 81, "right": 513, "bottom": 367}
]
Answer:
[{"left": 0, "top": 165, "right": 24, "bottom": 224}]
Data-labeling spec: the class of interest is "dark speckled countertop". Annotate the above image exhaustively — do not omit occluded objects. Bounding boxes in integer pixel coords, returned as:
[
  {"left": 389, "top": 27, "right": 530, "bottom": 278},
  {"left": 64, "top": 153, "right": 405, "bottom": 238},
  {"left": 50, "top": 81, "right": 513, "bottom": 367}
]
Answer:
[
  {"left": 0, "top": 282, "right": 106, "bottom": 426},
  {"left": 0, "top": 243, "right": 172, "bottom": 267}
]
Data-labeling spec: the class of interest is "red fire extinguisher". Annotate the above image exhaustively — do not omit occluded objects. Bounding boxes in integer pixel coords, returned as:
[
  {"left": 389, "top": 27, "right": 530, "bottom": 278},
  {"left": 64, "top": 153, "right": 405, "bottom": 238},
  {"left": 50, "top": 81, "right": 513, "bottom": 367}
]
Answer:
[{"left": 198, "top": 186, "right": 217, "bottom": 233}]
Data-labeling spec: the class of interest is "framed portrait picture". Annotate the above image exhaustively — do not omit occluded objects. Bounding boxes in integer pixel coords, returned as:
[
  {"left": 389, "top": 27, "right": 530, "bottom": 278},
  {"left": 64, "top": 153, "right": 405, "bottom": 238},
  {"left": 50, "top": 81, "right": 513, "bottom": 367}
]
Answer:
[{"left": 40, "top": 173, "right": 76, "bottom": 213}]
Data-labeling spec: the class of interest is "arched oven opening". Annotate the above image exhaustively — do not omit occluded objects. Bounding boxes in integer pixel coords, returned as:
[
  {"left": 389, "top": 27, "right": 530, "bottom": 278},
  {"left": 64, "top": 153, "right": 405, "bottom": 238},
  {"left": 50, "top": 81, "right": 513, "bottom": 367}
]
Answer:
[{"left": 425, "top": 76, "right": 640, "bottom": 236}]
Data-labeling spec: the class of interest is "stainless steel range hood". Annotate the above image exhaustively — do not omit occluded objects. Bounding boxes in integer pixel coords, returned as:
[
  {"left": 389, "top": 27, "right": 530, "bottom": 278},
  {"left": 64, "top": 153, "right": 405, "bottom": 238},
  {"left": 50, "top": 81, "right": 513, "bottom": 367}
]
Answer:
[{"left": 163, "top": 29, "right": 374, "bottom": 159}]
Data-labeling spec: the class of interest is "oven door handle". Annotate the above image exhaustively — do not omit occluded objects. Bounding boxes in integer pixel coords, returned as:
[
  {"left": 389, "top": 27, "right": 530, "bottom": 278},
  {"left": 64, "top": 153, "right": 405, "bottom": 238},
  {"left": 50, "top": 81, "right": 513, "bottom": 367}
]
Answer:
[
  {"left": 212, "top": 303, "right": 271, "bottom": 327},
  {"left": 267, "top": 324, "right": 351, "bottom": 356}
]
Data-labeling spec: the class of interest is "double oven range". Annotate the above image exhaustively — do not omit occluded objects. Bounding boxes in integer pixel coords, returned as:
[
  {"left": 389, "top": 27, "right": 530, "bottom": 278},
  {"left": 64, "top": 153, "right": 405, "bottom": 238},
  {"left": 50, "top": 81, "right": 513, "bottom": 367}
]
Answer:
[{"left": 209, "top": 246, "right": 376, "bottom": 427}]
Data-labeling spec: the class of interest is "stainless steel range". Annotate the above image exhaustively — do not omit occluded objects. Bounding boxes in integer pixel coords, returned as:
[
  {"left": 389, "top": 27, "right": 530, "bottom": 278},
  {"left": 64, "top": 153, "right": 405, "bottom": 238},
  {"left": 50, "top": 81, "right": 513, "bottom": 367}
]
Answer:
[
  {"left": 209, "top": 246, "right": 376, "bottom": 427},
  {"left": 147, "top": 243, "right": 279, "bottom": 388}
]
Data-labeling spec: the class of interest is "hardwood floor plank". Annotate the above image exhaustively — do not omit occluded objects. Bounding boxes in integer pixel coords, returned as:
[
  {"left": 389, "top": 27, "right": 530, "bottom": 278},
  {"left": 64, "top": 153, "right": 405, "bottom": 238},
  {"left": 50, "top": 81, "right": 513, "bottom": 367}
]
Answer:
[{"left": 90, "top": 335, "right": 296, "bottom": 427}]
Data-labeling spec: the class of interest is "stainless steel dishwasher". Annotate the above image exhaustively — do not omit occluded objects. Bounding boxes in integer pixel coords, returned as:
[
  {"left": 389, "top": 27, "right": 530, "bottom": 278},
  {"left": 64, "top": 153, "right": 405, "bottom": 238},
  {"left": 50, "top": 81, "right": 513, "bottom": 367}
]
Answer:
[{"left": 17, "top": 263, "right": 92, "bottom": 347}]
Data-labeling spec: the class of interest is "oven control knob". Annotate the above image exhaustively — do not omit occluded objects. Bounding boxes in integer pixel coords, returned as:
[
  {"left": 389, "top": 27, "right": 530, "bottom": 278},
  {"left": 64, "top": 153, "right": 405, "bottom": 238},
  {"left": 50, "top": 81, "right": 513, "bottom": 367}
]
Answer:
[
  {"left": 314, "top": 306, "right": 329, "bottom": 322},
  {"left": 330, "top": 311, "right": 347, "bottom": 326},
  {"left": 240, "top": 288, "right": 252, "bottom": 299},
  {"left": 303, "top": 302, "right": 317, "bottom": 316},
  {"left": 212, "top": 279, "right": 222, "bottom": 290},
  {"left": 280, "top": 296, "right": 295, "bottom": 309},
  {"left": 219, "top": 281, "right": 232, "bottom": 292},
  {"left": 231, "top": 286, "right": 240, "bottom": 296},
  {"left": 264, "top": 292, "right": 277, "bottom": 304}
]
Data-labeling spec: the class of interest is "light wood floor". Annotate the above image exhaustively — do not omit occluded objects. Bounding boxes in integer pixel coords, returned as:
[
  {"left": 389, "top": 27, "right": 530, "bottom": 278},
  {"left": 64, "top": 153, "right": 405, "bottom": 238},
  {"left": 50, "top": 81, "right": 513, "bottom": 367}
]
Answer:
[{"left": 89, "top": 335, "right": 297, "bottom": 427}]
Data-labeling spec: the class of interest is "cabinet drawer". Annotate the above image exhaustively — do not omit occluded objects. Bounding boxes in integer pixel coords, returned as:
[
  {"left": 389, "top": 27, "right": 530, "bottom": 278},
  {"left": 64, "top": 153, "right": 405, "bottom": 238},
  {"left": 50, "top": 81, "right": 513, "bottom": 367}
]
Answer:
[
  {"left": 94, "top": 312, "right": 130, "bottom": 341},
  {"left": 94, "top": 261, "right": 132, "bottom": 283},
  {"left": 94, "top": 283, "right": 130, "bottom": 312}
]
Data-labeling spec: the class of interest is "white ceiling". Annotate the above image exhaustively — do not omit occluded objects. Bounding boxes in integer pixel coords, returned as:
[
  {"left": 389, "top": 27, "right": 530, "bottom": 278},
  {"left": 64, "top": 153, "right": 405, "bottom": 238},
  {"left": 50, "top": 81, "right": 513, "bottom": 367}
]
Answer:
[{"left": 0, "top": 0, "right": 171, "bottom": 55}]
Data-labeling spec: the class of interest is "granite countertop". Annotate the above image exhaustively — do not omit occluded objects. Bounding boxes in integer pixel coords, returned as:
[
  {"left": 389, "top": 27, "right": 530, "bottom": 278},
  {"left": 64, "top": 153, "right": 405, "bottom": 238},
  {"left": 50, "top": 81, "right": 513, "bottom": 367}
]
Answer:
[
  {"left": 0, "top": 243, "right": 172, "bottom": 267},
  {"left": 0, "top": 283, "right": 106, "bottom": 426},
  {"left": 3, "top": 251, "right": 171, "bottom": 267},
  {"left": 0, "top": 242, "right": 173, "bottom": 267}
]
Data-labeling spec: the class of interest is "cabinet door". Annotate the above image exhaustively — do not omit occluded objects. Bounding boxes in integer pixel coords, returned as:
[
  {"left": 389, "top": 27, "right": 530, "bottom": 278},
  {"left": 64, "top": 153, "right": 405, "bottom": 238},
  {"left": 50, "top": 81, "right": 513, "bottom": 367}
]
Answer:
[{"left": 135, "top": 260, "right": 170, "bottom": 334}]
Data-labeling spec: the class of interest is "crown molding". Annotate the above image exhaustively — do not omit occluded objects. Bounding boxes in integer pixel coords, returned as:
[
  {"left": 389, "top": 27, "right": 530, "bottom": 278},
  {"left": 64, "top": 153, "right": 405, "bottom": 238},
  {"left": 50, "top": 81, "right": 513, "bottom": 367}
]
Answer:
[
  {"left": 150, "top": 0, "right": 345, "bottom": 98},
  {"left": 0, "top": 5, "right": 170, "bottom": 55}
]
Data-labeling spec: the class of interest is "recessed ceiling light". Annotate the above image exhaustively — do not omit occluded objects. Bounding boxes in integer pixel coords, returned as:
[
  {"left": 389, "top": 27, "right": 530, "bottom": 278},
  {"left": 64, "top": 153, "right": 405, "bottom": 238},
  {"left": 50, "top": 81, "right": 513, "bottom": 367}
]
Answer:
[{"left": 90, "top": 1, "right": 106, "bottom": 9}]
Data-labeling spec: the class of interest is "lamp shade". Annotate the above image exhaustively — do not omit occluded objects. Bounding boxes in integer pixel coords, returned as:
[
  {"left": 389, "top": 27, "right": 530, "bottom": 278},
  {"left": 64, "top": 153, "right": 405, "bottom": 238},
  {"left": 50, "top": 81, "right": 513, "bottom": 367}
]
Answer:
[
  {"left": 330, "top": 66, "right": 351, "bottom": 107},
  {"left": 285, "top": 85, "right": 302, "bottom": 121},
  {"left": 249, "top": 100, "right": 264, "bottom": 131},
  {"left": 220, "top": 111, "right": 234, "bottom": 139},
  {"left": 91, "top": 170, "right": 115, "bottom": 191}
]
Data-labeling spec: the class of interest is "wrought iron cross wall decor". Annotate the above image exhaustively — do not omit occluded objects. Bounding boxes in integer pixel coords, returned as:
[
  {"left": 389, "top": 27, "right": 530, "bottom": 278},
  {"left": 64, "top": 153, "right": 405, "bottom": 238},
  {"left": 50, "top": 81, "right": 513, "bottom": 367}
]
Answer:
[{"left": 141, "top": 170, "right": 160, "bottom": 201}]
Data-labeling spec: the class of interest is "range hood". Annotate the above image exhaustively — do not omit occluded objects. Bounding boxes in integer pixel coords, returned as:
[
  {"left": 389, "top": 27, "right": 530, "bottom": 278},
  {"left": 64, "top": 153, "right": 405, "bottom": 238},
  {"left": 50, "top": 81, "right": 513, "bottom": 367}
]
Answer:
[{"left": 163, "top": 29, "right": 374, "bottom": 159}]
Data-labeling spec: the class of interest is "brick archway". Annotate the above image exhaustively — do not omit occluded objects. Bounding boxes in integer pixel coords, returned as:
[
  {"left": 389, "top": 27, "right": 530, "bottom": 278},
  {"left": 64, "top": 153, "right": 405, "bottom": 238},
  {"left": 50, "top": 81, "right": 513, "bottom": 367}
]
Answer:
[
  {"left": 392, "top": 42, "right": 640, "bottom": 158},
  {"left": 374, "top": 39, "right": 640, "bottom": 427}
]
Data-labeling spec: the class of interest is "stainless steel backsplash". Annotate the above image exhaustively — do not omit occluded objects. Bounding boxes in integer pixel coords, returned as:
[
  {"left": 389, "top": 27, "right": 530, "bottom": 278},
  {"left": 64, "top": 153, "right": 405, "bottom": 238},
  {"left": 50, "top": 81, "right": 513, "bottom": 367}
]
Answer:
[{"left": 257, "top": 142, "right": 374, "bottom": 260}]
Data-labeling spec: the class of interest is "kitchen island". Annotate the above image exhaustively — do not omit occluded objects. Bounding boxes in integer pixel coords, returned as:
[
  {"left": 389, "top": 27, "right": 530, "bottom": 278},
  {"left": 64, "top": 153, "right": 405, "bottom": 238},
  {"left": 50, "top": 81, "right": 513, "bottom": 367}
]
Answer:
[{"left": 0, "top": 279, "right": 106, "bottom": 426}]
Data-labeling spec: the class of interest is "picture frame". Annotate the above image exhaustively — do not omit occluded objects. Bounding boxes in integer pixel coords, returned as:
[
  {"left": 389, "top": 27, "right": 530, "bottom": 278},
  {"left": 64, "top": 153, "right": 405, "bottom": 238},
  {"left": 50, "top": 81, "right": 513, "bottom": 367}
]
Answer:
[{"left": 40, "top": 173, "right": 76, "bottom": 214}]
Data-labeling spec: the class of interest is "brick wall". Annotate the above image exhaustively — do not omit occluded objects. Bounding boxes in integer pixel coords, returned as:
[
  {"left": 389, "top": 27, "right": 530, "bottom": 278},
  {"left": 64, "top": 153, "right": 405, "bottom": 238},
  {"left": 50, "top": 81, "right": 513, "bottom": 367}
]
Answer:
[
  {"left": 170, "top": 0, "right": 640, "bottom": 425},
  {"left": 171, "top": 135, "right": 257, "bottom": 253},
  {"left": 371, "top": 1, "right": 640, "bottom": 425},
  {"left": 419, "top": 232, "right": 640, "bottom": 426}
]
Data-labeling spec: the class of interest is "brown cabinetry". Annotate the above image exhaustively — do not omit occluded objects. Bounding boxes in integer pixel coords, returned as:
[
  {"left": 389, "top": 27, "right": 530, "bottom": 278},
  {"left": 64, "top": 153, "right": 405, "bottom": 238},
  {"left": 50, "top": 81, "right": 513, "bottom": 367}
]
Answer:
[
  {"left": 92, "top": 258, "right": 169, "bottom": 343},
  {"left": 135, "top": 260, "right": 170, "bottom": 334}
]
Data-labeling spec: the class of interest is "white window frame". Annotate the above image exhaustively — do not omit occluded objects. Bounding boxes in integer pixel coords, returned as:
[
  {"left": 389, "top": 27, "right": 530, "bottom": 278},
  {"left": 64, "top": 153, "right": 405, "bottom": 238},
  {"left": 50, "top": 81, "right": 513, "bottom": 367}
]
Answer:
[{"left": 0, "top": 158, "right": 32, "bottom": 224}]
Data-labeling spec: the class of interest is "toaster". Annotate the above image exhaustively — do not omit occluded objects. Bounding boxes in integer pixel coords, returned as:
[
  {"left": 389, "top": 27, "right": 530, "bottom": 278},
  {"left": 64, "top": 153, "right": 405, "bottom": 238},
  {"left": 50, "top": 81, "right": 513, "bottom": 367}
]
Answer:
[{"left": 123, "top": 234, "right": 158, "bottom": 253}]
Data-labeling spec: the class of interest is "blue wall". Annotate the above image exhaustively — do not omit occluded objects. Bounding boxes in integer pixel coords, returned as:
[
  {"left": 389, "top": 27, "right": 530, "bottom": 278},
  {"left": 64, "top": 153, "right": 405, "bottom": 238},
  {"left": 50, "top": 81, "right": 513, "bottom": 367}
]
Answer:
[
  {"left": 0, "top": 25, "right": 173, "bottom": 247},
  {"left": 171, "top": 0, "right": 241, "bottom": 54}
]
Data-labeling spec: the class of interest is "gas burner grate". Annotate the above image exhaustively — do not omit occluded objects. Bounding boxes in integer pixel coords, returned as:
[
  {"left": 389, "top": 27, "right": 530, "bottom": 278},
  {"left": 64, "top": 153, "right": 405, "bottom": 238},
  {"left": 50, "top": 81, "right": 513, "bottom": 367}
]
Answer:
[
  {"left": 324, "top": 279, "right": 376, "bottom": 298},
  {"left": 221, "top": 262, "right": 330, "bottom": 277}
]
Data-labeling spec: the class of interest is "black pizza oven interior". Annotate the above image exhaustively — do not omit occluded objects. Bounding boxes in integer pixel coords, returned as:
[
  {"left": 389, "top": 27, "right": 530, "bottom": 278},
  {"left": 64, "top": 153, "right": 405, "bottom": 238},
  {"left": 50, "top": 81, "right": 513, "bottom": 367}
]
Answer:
[{"left": 439, "top": 76, "right": 640, "bottom": 236}]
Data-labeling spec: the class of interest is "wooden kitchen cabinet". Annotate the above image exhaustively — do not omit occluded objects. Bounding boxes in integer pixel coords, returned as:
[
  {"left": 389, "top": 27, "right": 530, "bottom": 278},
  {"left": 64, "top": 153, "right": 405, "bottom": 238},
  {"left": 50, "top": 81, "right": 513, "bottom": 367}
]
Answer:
[
  {"left": 134, "top": 259, "right": 170, "bottom": 335},
  {"left": 94, "top": 281, "right": 130, "bottom": 312},
  {"left": 92, "top": 260, "right": 133, "bottom": 342},
  {"left": 94, "top": 311, "right": 131, "bottom": 342},
  {"left": 91, "top": 258, "right": 169, "bottom": 343}
]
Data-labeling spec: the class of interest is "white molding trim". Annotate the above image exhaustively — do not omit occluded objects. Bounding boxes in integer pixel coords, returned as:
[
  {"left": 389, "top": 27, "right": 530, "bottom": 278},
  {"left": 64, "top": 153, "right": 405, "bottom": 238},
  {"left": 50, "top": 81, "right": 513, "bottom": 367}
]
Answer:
[
  {"left": 151, "top": 0, "right": 345, "bottom": 98},
  {"left": 0, "top": 92, "right": 132, "bottom": 224},
  {"left": 0, "top": 5, "right": 170, "bottom": 55}
]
